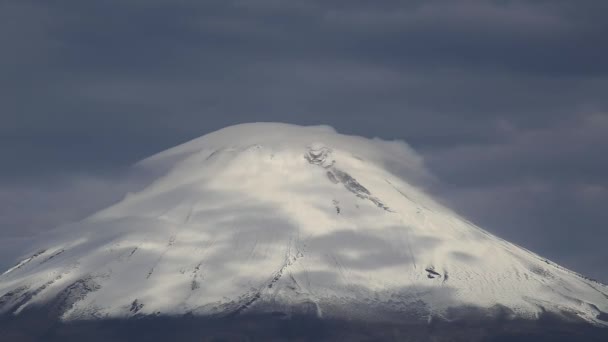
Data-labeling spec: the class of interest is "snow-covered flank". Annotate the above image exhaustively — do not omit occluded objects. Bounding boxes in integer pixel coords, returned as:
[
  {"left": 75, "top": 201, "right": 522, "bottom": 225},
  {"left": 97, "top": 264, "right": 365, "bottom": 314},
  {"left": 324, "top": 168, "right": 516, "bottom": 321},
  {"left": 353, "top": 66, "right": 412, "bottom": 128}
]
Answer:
[{"left": 0, "top": 123, "right": 607, "bottom": 325}]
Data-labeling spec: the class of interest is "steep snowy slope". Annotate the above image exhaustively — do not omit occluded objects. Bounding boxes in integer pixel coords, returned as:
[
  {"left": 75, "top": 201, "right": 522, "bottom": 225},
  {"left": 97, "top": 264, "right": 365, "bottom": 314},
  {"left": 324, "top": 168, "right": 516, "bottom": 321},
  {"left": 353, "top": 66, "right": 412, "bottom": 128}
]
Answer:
[{"left": 1, "top": 123, "right": 607, "bottom": 327}]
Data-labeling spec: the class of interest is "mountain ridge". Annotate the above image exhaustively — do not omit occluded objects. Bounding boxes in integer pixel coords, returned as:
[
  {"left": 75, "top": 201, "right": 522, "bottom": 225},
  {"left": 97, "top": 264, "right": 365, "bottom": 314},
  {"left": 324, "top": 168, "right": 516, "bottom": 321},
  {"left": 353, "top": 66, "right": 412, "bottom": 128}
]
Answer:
[{"left": 1, "top": 123, "right": 607, "bottom": 340}]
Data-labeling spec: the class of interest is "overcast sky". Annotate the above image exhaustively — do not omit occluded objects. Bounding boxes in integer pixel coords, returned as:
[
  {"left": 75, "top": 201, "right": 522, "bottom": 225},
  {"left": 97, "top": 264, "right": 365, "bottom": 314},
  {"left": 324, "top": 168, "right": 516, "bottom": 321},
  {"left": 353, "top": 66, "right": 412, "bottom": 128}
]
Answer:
[{"left": 1, "top": 0, "right": 607, "bottom": 282}]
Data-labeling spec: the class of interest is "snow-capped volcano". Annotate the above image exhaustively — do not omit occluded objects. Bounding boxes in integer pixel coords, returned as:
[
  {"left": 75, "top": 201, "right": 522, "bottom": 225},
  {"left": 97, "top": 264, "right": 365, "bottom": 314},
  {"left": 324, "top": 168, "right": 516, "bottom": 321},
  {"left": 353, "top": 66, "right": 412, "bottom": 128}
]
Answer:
[{"left": 1, "top": 123, "right": 607, "bottom": 330}]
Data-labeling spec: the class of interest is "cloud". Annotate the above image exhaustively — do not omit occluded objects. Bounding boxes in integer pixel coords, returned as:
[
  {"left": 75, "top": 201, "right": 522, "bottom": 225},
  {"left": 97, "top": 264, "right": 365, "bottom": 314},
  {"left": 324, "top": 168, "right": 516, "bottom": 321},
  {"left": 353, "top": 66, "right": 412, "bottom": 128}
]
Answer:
[{"left": 426, "top": 113, "right": 608, "bottom": 186}]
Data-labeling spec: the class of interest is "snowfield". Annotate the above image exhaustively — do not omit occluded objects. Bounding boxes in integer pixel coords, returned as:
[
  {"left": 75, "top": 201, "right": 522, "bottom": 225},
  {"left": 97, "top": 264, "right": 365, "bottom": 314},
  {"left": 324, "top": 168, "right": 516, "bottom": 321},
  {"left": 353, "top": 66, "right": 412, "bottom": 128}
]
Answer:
[{"left": 1, "top": 123, "right": 607, "bottom": 326}]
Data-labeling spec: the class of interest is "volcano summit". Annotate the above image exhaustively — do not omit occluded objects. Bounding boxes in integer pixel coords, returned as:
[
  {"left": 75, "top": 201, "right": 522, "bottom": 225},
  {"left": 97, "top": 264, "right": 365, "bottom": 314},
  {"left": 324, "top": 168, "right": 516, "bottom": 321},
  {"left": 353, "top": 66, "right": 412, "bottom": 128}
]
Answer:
[{"left": 1, "top": 123, "right": 607, "bottom": 341}]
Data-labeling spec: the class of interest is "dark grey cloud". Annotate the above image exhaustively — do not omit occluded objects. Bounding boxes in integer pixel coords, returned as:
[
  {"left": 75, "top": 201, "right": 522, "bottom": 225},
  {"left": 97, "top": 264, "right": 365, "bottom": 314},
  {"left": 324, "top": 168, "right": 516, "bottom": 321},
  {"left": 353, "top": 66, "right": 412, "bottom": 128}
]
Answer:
[{"left": 0, "top": 0, "right": 607, "bottom": 281}]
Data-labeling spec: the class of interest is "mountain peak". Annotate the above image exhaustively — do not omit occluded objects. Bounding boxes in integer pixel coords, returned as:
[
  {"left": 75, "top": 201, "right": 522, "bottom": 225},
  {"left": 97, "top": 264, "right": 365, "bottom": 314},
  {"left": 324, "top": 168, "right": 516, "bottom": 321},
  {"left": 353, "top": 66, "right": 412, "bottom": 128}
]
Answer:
[{"left": 1, "top": 123, "right": 607, "bottom": 329}]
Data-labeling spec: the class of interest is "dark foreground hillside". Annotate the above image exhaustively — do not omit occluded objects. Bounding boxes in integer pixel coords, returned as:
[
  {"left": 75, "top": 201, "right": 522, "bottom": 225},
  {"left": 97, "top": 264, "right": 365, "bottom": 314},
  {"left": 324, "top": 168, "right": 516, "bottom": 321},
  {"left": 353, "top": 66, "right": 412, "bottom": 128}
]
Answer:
[{"left": 2, "top": 309, "right": 607, "bottom": 342}]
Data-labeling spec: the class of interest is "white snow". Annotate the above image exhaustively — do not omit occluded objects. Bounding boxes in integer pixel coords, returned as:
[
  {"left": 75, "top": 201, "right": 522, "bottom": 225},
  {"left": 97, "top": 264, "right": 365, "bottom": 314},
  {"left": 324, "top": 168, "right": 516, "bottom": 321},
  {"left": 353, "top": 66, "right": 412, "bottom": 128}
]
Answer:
[{"left": 1, "top": 123, "right": 607, "bottom": 325}]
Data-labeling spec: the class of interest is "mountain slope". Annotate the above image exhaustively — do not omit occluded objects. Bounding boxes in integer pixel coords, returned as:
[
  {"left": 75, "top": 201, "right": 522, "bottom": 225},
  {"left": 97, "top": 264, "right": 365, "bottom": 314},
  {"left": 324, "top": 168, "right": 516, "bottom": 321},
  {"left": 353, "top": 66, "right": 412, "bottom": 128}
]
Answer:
[{"left": 1, "top": 123, "right": 607, "bottom": 330}]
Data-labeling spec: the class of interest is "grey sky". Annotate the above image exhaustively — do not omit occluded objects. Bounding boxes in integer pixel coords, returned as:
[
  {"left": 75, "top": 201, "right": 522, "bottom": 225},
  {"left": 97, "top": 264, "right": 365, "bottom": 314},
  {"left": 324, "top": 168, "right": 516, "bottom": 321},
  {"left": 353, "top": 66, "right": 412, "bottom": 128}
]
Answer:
[{"left": 1, "top": 0, "right": 607, "bottom": 282}]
